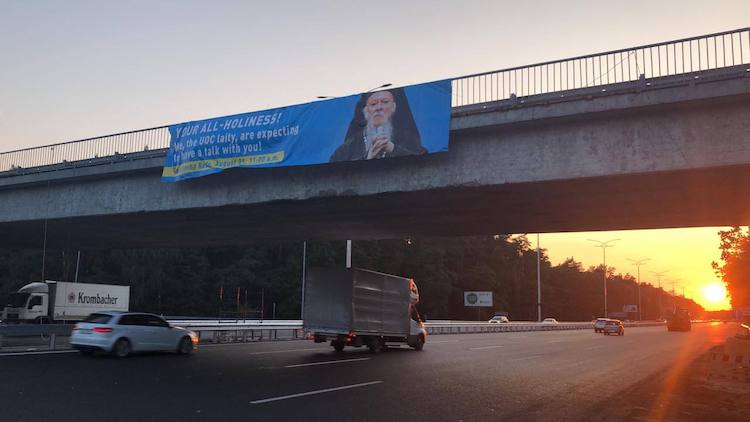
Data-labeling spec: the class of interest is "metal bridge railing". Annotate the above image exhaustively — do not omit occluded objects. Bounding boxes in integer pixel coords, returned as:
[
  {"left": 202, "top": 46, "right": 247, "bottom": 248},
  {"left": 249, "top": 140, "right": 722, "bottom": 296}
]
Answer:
[
  {"left": 452, "top": 27, "right": 750, "bottom": 106},
  {"left": 1, "top": 28, "right": 748, "bottom": 174},
  {"left": 0, "top": 125, "right": 170, "bottom": 174}
]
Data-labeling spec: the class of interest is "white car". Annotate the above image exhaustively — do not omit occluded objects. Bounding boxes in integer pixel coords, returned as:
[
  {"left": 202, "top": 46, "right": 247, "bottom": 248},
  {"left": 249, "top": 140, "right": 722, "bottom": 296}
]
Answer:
[
  {"left": 541, "top": 318, "right": 559, "bottom": 324},
  {"left": 488, "top": 316, "right": 509, "bottom": 323},
  {"left": 70, "top": 311, "right": 198, "bottom": 357},
  {"left": 603, "top": 319, "right": 625, "bottom": 336},
  {"left": 593, "top": 318, "right": 611, "bottom": 333}
]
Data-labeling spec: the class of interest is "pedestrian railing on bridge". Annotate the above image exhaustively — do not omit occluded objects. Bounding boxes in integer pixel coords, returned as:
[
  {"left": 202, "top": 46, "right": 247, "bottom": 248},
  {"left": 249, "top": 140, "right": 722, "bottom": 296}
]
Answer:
[{"left": 1, "top": 28, "right": 748, "bottom": 174}]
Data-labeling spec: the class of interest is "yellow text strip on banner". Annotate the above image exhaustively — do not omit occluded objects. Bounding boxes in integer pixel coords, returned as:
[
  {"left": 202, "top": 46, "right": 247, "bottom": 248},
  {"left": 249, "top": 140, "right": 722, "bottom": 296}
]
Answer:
[{"left": 162, "top": 151, "right": 286, "bottom": 178}]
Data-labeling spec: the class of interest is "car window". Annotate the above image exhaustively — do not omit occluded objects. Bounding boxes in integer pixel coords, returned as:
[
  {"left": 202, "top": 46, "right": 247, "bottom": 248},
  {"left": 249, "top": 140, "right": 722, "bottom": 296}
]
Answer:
[
  {"left": 84, "top": 313, "right": 112, "bottom": 324},
  {"left": 117, "top": 314, "right": 138, "bottom": 325},
  {"left": 143, "top": 315, "right": 169, "bottom": 327}
]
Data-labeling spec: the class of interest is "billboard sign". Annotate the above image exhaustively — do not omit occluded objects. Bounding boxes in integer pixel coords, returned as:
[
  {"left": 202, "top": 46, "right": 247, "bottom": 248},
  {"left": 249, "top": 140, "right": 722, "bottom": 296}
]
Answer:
[
  {"left": 464, "top": 291, "right": 493, "bottom": 307},
  {"left": 162, "top": 80, "right": 451, "bottom": 182},
  {"left": 623, "top": 305, "right": 638, "bottom": 313}
]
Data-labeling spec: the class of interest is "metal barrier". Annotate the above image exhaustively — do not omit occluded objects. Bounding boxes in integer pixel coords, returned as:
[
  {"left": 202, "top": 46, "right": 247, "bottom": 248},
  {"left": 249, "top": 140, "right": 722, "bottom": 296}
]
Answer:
[
  {"left": 1, "top": 28, "right": 748, "bottom": 174},
  {"left": 0, "top": 324, "right": 72, "bottom": 351},
  {"left": 0, "top": 319, "right": 688, "bottom": 352}
]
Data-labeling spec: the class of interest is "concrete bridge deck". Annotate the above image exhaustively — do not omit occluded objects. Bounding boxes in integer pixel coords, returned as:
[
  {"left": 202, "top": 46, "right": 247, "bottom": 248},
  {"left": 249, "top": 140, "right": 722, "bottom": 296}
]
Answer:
[{"left": 1, "top": 66, "right": 749, "bottom": 249}]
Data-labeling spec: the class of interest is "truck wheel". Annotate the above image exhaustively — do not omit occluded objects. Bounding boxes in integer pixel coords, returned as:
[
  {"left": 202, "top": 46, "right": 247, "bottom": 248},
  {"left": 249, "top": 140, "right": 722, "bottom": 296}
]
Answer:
[
  {"left": 332, "top": 341, "right": 345, "bottom": 352},
  {"left": 412, "top": 335, "right": 425, "bottom": 351},
  {"left": 113, "top": 338, "right": 132, "bottom": 358},
  {"left": 367, "top": 338, "right": 384, "bottom": 354},
  {"left": 177, "top": 337, "right": 194, "bottom": 355}
]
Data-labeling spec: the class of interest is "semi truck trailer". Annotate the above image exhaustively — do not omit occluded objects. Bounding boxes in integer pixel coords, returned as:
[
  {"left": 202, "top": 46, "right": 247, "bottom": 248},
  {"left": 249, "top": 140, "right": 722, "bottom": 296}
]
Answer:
[
  {"left": 304, "top": 267, "right": 426, "bottom": 353},
  {"left": 2, "top": 281, "right": 130, "bottom": 323}
]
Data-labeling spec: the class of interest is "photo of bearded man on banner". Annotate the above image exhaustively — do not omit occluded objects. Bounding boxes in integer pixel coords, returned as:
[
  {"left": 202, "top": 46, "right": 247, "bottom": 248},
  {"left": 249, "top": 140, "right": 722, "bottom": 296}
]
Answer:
[{"left": 329, "top": 88, "right": 426, "bottom": 162}]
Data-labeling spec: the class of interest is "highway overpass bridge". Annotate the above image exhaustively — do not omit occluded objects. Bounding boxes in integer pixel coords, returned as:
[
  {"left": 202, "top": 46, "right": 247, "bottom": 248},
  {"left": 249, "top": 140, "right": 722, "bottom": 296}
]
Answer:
[{"left": 1, "top": 29, "right": 749, "bottom": 249}]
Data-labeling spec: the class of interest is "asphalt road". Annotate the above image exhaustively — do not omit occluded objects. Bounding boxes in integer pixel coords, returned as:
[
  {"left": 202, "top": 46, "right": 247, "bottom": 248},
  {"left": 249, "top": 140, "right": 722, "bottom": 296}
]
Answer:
[{"left": 0, "top": 323, "right": 735, "bottom": 422}]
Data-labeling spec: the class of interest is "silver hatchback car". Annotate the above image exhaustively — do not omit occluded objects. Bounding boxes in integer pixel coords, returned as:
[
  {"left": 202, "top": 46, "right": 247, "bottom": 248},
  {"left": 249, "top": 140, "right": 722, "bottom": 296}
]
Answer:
[
  {"left": 602, "top": 319, "right": 625, "bottom": 336},
  {"left": 70, "top": 311, "right": 198, "bottom": 357}
]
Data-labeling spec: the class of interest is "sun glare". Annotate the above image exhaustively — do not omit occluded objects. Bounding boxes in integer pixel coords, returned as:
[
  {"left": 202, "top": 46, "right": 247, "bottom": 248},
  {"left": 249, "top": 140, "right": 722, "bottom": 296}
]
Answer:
[{"left": 702, "top": 283, "right": 727, "bottom": 304}]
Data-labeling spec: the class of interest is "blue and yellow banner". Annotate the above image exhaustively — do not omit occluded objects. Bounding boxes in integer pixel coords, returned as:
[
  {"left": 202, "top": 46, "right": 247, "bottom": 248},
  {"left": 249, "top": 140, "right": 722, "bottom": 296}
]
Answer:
[{"left": 162, "top": 80, "right": 451, "bottom": 182}]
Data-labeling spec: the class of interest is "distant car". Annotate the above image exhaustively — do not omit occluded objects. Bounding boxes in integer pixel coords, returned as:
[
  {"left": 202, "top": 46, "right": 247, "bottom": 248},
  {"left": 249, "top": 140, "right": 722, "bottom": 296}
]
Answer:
[
  {"left": 70, "top": 311, "right": 198, "bottom": 357},
  {"left": 541, "top": 318, "right": 559, "bottom": 324},
  {"left": 603, "top": 320, "right": 624, "bottom": 336},
  {"left": 593, "top": 318, "right": 611, "bottom": 333},
  {"left": 488, "top": 316, "right": 509, "bottom": 324}
]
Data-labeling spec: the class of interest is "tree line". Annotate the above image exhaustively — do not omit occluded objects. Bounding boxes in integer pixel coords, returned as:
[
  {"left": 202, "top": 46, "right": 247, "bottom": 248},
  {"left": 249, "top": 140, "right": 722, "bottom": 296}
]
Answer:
[
  {"left": 0, "top": 235, "right": 703, "bottom": 321},
  {"left": 713, "top": 226, "right": 749, "bottom": 309}
]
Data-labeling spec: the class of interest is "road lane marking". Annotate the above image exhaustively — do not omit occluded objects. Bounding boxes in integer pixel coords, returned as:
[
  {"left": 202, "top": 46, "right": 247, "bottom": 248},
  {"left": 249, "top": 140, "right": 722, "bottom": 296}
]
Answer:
[
  {"left": 469, "top": 345, "right": 505, "bottom": 351},
  {"left": 200, "top": 342, "right": 317, "bottom": 349},
  {"left": 428, "top": 340, "right": 460, "bottom": 344},
  {"left": 251, "top": 381, "right": 383, "bottom": 404},
  {"left": 285, "top": 357, "right": 370, "bottom": 368},
  {"left": 585, "top": 346, "right": 604, "bottom": 350},
  {"left": 248, "top": 348, "right": 324, "bottom": 355},
  {"left": 508, "top": 355, "right": 544, "bottom": 362},
  {"left": 0, "top": 350, "right": 78, "bottom": 357}
]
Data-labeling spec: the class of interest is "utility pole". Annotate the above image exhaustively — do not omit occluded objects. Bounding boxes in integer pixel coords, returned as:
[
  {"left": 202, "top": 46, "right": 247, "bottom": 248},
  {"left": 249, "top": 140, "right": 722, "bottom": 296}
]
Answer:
[
  {"left": 301, "top": 241, "right": 307, "bottom": 320},
  {"left": 651, "top": 270, "right": 668, "bottom": 319},
  {"left": 628, "top": 258, "right": 650, "bottom": 321},
  {"left": 666, "top": 279, "right": 681, "bottom": 312},
  {"left": 588, "top": 238, "right": 620, "bottom": 318},
  {"left": 667, "top": 279, "right": 681, "bottom": 296},
  {"left": 346, "top": 240, "right": 352, "bottom": 269},
  {"left": 536, "top": 233, "right": 542, "bottom": 322},
  {"left": 321, "top": 82, "right": 393, "bottom": 274}
]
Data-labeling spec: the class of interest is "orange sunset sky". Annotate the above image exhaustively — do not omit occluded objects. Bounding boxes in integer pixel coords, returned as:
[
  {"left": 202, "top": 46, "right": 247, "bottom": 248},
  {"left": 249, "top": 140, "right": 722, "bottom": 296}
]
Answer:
[{"left": 527, "top": 227, "right": 734, "bottom": 311}]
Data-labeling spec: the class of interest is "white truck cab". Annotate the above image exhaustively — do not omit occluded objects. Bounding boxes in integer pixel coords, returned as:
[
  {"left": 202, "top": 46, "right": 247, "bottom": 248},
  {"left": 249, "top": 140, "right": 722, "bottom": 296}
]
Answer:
[{"left": 4, "top": 282, "right": 50, "bottom": 323}]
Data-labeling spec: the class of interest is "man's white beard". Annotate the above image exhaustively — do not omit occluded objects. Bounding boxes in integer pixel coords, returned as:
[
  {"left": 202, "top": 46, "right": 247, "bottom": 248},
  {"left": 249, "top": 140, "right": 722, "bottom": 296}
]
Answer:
[{"left": 364, "top": 121, "right": 393, "bottom": 152}]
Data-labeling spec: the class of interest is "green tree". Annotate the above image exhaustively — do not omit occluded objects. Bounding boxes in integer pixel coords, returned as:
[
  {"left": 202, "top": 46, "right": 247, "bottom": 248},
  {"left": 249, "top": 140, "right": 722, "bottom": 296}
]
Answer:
[{"left": 712, "top": 226, "right": 749, "bottom": 308}]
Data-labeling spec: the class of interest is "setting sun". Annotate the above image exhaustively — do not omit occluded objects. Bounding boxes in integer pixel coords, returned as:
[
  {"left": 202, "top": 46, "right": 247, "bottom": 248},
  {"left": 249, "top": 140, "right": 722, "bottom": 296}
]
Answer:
[{"left": 702, "top": 282, "right": 728, "bottom": 305}]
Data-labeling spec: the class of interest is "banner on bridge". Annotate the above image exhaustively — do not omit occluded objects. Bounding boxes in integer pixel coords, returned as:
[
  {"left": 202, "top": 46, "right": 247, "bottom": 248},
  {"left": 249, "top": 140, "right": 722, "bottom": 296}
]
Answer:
[{"left": 161, "top": 80, "right": 451, "bottom": 182}]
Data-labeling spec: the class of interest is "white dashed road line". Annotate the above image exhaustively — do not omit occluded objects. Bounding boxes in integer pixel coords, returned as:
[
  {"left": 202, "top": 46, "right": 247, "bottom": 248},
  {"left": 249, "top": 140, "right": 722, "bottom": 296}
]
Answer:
[
  {"left": 248, "top": 348, "right": 325, "bottom": 355},
  {"left": 251, "top": 381, "right": 383, "bottom": 404},
  {"left": 508, "top": 355, "right": 544, "bottom": 362},
  {"left": 469, "top": 345, "right": 505, "bottom": 351},
  {"left": 0, "top": 350, "right": 78, "bottom": 357},
  {"left": 285, "top": 357, "right": 370, "bottom": 368}
]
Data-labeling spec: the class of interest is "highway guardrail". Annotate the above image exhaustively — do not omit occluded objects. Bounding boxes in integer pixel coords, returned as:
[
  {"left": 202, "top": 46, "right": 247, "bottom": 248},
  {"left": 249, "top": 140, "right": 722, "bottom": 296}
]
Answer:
[{"left": 0, "top": 319, "right": 671, "bottom": 352}]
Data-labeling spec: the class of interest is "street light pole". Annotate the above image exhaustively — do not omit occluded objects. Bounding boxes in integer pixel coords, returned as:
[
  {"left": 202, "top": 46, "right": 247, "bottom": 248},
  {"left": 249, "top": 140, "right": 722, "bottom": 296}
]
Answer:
[
  {"left": 588, "top": 238, "right": 620, "bottom": 318},
  {"left": 627, "top": 258, "right": 650, "bottom": 321}
]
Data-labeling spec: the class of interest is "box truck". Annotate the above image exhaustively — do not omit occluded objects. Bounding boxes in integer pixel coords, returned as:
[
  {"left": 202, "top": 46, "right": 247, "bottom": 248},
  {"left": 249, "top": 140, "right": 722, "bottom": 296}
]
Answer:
[
  {"left": 304, "top": 267, "right": 426, "bottom": 352},
  {"left": 2, "top": 281, "right": 130, "bottom": 323},
  {"left": 667, "top": 308, "right": 692, "bottom": 332}
]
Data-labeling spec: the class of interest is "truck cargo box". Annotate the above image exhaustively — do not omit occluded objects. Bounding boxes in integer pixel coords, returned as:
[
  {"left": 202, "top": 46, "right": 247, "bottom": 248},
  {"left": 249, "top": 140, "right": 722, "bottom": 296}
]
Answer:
[
  {"left": 52, "top": 281, "right": 130, "bottom": 320},
  {"left": 303, "top": 267, "right": 411, "bottom": 336}
]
